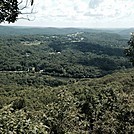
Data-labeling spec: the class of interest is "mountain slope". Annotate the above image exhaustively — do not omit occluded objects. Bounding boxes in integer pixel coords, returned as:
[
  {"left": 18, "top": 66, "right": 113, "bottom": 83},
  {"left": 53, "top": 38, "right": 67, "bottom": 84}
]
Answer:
[{"left": 0, "top": 68, "right": 134, "bottom": 133}]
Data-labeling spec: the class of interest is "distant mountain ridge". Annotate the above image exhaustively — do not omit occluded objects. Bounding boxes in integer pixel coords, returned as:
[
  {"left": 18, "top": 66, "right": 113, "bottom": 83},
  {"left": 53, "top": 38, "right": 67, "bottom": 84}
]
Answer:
[
  {"left": 118, "top": 28, "right": 134, "bottom": 38},
  {"left": 0, "top": 26, "right": 107, "bottom": 35},
  {"left": 0, "top": 25, "right": 133, "bottom": 38}
]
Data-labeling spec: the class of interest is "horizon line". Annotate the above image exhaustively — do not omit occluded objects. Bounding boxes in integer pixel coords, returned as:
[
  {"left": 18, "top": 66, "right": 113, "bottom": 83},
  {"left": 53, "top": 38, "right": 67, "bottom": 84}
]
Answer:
[{"left": 0, "top": 25, "right": 134, "bottom": 29}]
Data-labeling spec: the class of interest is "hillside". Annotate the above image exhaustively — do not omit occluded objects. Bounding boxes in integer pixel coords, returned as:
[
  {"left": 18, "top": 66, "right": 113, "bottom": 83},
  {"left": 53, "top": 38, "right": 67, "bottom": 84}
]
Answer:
[
  {"left": 0, "top": 68, "right": 134, "bottom": 133},
  {"left": 0, "top": 25, "right": 106, "bottom": 35},
  {"left": 118, "top": 28, "right": 134, "bottom": 38},
  {"left": 0, "top": 25, "right": 133, "bottom": 38},
  {"left": 0, "top": 31, "right": 131, "bottom": 78},
  {"left": 0, "top": 27, "right": 133, "bottom": 133}
]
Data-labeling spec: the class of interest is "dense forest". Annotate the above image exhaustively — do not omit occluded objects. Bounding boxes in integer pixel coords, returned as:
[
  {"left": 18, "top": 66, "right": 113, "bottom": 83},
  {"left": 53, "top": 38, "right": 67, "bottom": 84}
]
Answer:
[
  {"left": 0, "top": 69, "right": 134, "bottom": 133},
  {"left": 0, "top": 29, "right": 132, "bottom": 78},
  {"left": 0, "top": 27, "right": 134, "bottom": 133}
]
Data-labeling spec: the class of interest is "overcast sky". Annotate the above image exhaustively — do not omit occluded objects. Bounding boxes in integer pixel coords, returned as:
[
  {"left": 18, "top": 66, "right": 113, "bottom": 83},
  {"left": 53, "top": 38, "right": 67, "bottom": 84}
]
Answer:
[{"left": 3, "top": 0, "right": 134, "bottom": 28}]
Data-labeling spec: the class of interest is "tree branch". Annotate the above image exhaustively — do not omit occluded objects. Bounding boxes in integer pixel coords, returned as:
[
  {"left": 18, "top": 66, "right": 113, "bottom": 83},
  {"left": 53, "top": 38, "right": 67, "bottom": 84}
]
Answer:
[
  {"left": 18, "top": 15, "right": 35, "bottom": 21},
  {"left": 0, "top": 0, "right": 35, "bottom": 23}
]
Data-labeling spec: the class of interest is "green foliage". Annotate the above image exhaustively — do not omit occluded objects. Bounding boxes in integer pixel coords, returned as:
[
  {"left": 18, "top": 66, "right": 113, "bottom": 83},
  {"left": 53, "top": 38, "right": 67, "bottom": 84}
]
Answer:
[
  {"left": 69, "top": 69, "right": 134, "bottom": 133},
  {"left": 0, "top": 72, "right": 68, "bottom": 88},
  {"left": 0, "top": 33, "right": 131, "bottom": 78},
  {"left": 0, "top": 69, "right": 134, "bottom": 133},
  {"left": 125, "top": 34, "right": 134, "bottom": 66},
  {"left": 0, "top": 30, "right": 133, "bottom": 133},
  {"left": 43, "top": 89, "right": 86, "bottom": 133},
  {"left": 12, "top": 98, "right": 26, "bottom": 110},
  {"left": 0, "top": 105, "right": 48, "bottom": 134}
]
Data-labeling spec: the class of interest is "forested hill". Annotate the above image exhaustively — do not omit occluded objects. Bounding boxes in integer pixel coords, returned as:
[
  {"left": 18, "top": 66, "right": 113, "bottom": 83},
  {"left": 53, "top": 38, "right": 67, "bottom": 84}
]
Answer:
[
  {"left": 0, "top": 25, "right": 105, "bottom": 35},
  {"left": 0, "top": 25, "right": 133, "bottom": 38},
  {"left": 0, "top": 31, "right": 132, "bottom": 78},
  {"left": 0, "top": 26, "right": 134, "bottom": 133},
  {"left": 0, "top": 68, "right": 134, "bottom": 133}
]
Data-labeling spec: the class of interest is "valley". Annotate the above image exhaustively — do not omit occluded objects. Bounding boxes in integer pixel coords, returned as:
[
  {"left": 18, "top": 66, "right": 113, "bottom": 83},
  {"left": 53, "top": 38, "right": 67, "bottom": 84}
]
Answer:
[{"left": 0, "top": 26, "right": 134, "bottom": 133}]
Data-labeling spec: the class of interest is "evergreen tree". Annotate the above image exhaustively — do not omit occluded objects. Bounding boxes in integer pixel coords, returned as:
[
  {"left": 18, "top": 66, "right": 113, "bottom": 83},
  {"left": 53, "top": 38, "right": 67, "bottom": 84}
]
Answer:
[{"left": 125, "top": 33, "right": 134, "bottom": 66}]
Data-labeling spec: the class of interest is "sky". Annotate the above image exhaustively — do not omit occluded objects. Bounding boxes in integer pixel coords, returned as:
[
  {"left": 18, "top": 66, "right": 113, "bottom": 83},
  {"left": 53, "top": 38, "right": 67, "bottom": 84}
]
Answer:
[{"left": 2, "top": 0, "right": 134, "bottom": 28}]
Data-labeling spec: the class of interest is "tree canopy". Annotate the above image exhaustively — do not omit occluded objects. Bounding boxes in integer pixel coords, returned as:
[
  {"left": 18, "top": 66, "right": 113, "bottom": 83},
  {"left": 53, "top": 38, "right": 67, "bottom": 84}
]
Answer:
[
  {"left": 0, "top": 0, "right": 34, "bottom": 23},
  {"left": 125, "top": 33, "right": 134, "bottom": 66}
]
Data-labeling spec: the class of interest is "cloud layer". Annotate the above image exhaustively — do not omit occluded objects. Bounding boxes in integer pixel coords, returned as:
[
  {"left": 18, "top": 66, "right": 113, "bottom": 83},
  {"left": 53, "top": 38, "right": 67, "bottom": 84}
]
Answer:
[{"left": 8, "top": 0, "right": 134, "bottom": 28}]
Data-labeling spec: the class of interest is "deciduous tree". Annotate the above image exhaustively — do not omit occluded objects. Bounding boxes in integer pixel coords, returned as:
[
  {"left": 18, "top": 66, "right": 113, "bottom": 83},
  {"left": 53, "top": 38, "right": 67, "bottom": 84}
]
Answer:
[
  {"left": 0, "top": 0, "right": 34, "bottom": 23},
  {"left": 125, "top": 33, "right": 134, "bottom": 66}
]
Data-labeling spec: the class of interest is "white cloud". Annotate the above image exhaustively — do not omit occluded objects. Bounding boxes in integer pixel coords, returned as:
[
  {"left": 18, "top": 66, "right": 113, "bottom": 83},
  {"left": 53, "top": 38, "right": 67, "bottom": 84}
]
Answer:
[
  {"left": 35, "top": 0, "right": 88, "bottom": 20},
  {"left": 89, "top": 0, "right": 104, "bottom": 8},
  {"left": 4, "top": 0, "right": 134, "bottom": 28},
  {"left": 86, "top": 0, "right": 134, "bottom": 18}
]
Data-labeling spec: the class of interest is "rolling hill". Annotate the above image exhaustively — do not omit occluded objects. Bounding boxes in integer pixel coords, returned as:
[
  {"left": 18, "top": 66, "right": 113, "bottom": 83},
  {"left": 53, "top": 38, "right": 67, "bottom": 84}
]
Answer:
[{"left": 0, "top": 25, "right": 133, "bottom": 38}]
